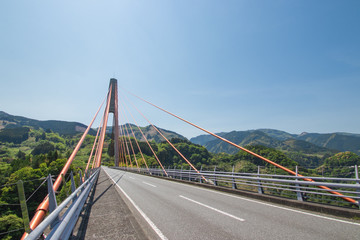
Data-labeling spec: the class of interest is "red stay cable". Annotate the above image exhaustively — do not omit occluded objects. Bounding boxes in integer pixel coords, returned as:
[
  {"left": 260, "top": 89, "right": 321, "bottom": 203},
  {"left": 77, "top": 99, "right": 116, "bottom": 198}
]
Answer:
[
  {"left": 95, "top": 85, "right": 112, "bottom": 168},
  {"left": 117, "top": 118, "right": 127, "bottom": 167},
  {"left": 122, "top": 112, "right": 140, "bottom": 170},
  {"left": 119, "top": 94, "right": 168, "bottom": 176},
  {"left": 119, "top": 114, "right": 133, "bottom": 168},
  {"left": 85, "top": 114, "right": 104, "bottom": 176},
  {"left": 121, "top": 106, "right": 150, "bottom": 172},
  {"left": 123, "top": 88, "right": 358, "bottom": 206},
  {"left": 123, "top": 93, "right": 208, "bottom": 182}
]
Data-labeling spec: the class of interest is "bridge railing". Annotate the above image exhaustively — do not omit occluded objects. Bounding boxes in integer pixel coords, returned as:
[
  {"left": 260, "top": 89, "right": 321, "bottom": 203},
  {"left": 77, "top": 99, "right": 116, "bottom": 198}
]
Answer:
[
  {"left": 114, "top": 166, "right": 360, "bottom": 208},
  {"left": 26, "top": 168, "right": 100, "bottom": 240}
]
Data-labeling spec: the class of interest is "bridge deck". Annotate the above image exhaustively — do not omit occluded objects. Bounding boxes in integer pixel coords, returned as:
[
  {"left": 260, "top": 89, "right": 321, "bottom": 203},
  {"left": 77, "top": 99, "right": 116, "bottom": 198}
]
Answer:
[
  {"left": 68, "top": 167, "right": 360, "bottom": 240},
  {"left": 70, "top": 168, "right": 149, "bottom": 240}
]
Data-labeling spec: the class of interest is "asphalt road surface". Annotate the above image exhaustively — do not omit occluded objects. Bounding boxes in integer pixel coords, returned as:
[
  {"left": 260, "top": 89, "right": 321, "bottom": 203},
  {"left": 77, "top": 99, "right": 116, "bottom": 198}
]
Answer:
[{"left": 103, "top": 167, "right": 360, "bottom": 240}]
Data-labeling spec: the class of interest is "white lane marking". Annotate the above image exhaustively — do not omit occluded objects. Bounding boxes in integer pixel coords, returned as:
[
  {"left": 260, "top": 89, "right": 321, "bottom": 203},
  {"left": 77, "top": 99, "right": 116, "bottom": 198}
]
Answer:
[
  {"left": 183, "top": 187, "right": 360, "bottom": 226},
  {"left": 103, "top": 168, "right": 168, "bottom": 240},
  {"left": 126, "top": 170, "right": 360, "bottom": 227},
  {"left": 143, "top": 181, "right": 157, "bottom": 188},
  {"left": 179, "top": 195, "right": 245, "bottom": 222},
  {"left": 129, "top": 176, "right": 135, "bottom": 180}
]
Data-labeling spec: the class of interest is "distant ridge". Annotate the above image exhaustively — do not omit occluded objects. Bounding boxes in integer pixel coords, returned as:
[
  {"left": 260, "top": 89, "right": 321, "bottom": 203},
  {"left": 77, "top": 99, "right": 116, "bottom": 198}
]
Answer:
[
  {"left": 190, "top": 129, "right": 360, "bottom": 155},
  {"left": 0, "top": 111, "right": 185, "bottom": 141},
  {"left": 0, "top": 111, "right": 94, "bottom": 135},
  {"left": 2, "top": 110, "right": 359, "bottom": 155},
  {"left": 297, "top": 132, "right": 360, "bottom": 155}
]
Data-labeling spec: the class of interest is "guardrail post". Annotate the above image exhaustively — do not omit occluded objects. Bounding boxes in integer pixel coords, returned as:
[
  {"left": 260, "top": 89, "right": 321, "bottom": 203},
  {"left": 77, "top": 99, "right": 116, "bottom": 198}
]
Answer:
[
  {"left": 213, "top": 166, "right": 218, "bottom": 186},
  {"left": 355, "top": 165, "right": 360, "bottom": 208},
  {"left": 61, "top": 173, "right": 66, "bottom": 191},
  {"left": 257, "top": 166, "right": 264, "bottom": 194},
  {"left": 180, "top": 166, "right": 183, "bottom": 180},
  {"left": 47, "top": 174, "right": 60, "bottom": 228},
  {"left": 232, "top": 166, "right": 237, "bottom": 189},
  {"left": 174, "top": 166, "right": 176, "bottom": 179},
  {"left": 188, "top": 166, "right": 191, "bottom": 181},
  {"left": 17, "top": 180, "right": 30, "bottom": 233},
  {"left": 199, "top": 166, "right": 203, "bottom": 183},
  {"left": 295, "top": 166, "right": 304, "bottom": 201},
  {"left": 70, "top": 172, "right": 78, "bottom": 201},
  {"left": 70, "top": 172, "right": 76, "bottom": 194},
  {"left": 79, "top": 170, "right": 83, "bottom": 185}
]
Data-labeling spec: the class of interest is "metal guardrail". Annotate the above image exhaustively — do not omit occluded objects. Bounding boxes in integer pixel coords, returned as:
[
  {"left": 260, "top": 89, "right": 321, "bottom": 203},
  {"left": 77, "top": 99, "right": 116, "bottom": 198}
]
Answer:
[
  {"left": 114, "top": 166, "right": 360, "bottom": 208},
  {"left": 26, "top": 168, "right": 100, "bottom": 240}
]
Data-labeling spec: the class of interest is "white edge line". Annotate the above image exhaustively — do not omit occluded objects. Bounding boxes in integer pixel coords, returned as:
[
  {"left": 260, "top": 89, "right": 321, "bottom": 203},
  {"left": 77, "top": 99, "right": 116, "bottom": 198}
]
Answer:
[
  {"left": 118, "top": 168, "right": 360, "bottom": 227},
  {"left": 103, "top": 168, "right": 168, "bottom": 240},
  {"left": 143, "top": 181, "right": 157, "bottom": 187},
  {"left": 180, "top": 195, "right": 245, "bottom": 222}
]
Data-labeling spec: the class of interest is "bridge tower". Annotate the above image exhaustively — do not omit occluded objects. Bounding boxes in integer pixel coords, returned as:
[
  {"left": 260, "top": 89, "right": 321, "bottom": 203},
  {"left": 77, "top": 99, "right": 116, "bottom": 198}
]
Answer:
[{"left": 109, "top": 78, "right": 120, "bottom": 167}]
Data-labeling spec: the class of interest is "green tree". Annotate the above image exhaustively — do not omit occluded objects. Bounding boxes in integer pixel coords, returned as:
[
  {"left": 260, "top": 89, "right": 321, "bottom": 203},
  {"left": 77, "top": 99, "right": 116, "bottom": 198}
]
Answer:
[
  {"left": 31, "top": 141, "right": 55, "bottom": 155},
  {"left": 49, "top": 158, "right": 71, "bottom": 175},
  {"left": 16, "top": 150, "right": 26, "bottom": 160},
  {"left": 1, "top": 167, "right": 44, "bottom": 217},
  {"left": 31, "top": 154, "right": 46, "bottom": 169},
  {"left": 10, "top": 155, "right": 31, "bottom": 172},
  {"left": 324, "top": 152, "right": 360, "bottom": 167},
  {"left": 0, "top": 214, "right": 23, "bottom": 240},
  {"left": 0, "top": 162, "right": 12, "bottom": 186}
]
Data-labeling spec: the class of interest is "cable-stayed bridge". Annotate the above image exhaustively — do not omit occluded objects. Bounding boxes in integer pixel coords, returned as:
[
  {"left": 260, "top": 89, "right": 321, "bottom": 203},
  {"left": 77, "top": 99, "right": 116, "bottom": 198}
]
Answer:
[{"left": 21, "top": 79, "right": 360, "bottom": 240}]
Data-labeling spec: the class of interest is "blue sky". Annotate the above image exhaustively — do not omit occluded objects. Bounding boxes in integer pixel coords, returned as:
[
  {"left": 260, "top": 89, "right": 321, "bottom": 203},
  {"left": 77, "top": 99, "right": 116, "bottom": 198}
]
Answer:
[{"left": 1, "top": 1, "right": 359, "bottom": 139}]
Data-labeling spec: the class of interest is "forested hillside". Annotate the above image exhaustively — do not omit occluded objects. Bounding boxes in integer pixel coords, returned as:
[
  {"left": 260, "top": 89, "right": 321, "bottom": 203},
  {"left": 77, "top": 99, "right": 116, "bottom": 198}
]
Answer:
[
  {"left": 0, "top": 111, "right": 94, "bottom": 135},
  {"left": 297, "top": 132, "right": 360, "bottom": 155},
  {"left": 0, "top": 127, "right": 101, "bottom": 239}
]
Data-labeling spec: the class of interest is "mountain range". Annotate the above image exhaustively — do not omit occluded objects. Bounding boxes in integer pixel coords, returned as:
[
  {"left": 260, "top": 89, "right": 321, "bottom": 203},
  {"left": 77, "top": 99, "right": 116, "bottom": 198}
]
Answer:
[
  {"left": 1, "top": 110, "right": 359, "bottom": 155},
  {"left": 190, "top": 129, "right": 360, "bottom": 155},
  {"left": 0, "top": 111, "right": 185, "bottom": 142}
]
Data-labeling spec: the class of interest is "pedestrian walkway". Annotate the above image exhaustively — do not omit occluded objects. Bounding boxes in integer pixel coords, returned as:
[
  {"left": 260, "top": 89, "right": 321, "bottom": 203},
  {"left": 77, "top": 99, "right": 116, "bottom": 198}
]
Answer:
[{"left": 71, "top": 168, "right": 148, "bottom": 240}]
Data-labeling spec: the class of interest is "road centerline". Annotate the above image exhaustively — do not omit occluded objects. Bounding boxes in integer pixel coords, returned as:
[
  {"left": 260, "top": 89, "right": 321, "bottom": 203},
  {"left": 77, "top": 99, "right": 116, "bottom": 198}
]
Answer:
[
  {"left": 179, "top": 195, "right": 245, "bottom": 222},
  {"left": 143, "top": 181, "right": 157, "bottom": 187}
]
